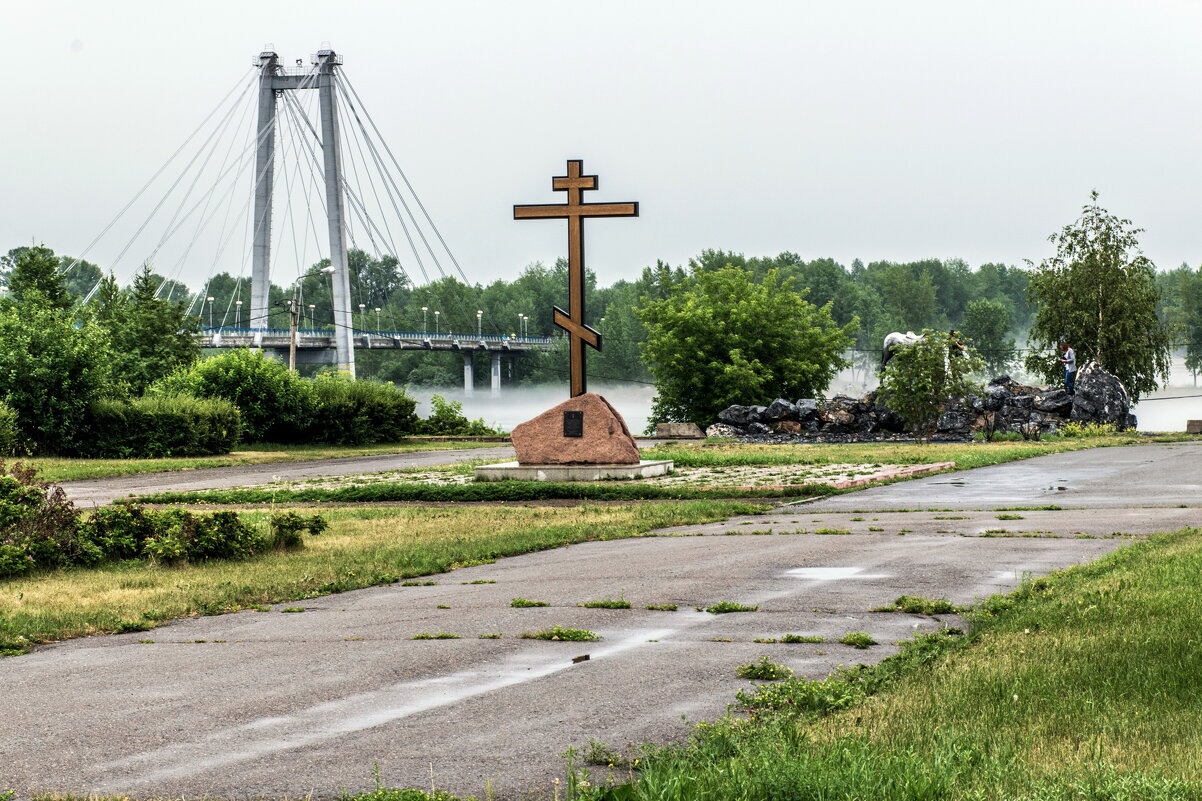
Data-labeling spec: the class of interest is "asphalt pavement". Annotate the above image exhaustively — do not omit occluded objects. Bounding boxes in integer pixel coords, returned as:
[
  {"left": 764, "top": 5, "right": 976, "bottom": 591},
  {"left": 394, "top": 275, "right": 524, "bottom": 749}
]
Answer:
[{"left": 2, "top": 442, "right": 1198, "bottom": 799}]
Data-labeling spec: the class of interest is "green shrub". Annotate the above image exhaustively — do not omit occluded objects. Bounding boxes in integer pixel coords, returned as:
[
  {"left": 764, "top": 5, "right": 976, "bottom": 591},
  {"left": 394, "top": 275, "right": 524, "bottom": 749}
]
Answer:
[
  {"left": 149, "top": 349, "right": 315, "bottom": 442},
  {"left": 80, "top": 505, "right": 263, "bottom": 565},
  {"left": 306, "top": 373, "right": 418, "bottom": 444},
  {"left": 736, "top": 656, "right": 794, "bottom": 680},
  {"left": 0, "top": 463, "right": 92, "bottom": 576},
  {"left": 75, "top": 395, "right": 241, "bottom": 458},
  {"left": 1060, "top": 420, "right": 1119, "bottom": 438},
  {"left": 268, "top": 511, "right": 328, "bottom": 551},
  {"left": 416, "top": 393, "right": 499, "bottom": 436},
  {"left": 0, "top": 401, "right": 22, "bottom": 456},
  {"left": 0, "top": 303, "right": 114, "bottom": 453}
]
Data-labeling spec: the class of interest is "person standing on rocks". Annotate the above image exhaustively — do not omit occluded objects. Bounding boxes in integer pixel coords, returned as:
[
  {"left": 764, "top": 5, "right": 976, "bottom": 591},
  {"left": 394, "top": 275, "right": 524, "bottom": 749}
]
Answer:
[{"left": 1058, "top": 340, "right": 1077, "bottom": 395}]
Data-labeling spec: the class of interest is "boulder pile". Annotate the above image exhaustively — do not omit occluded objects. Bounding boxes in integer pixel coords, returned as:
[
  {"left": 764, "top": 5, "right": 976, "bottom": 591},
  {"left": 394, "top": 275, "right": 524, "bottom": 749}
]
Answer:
[{"left": 707, "top": 361, "right": 1136, "bottom": 442}]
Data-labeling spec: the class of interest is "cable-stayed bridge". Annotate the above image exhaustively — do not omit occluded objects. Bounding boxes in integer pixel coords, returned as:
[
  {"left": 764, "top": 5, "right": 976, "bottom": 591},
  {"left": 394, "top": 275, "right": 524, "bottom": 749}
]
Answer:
[{"left": 62, "top": 44, "right": 550, "bottom": 393}]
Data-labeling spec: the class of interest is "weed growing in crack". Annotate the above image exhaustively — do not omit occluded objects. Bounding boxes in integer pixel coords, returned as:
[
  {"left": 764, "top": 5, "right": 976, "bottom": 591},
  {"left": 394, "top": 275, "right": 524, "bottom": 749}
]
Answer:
[
  {"left": 520, "top": 626, "right": 601, "bottom": 642},
  {"left": 736, "top": 656, "right": 794, "bottom": 680},
  {"left": 840, "top": 631, "right": 877, "bottom": 648}
]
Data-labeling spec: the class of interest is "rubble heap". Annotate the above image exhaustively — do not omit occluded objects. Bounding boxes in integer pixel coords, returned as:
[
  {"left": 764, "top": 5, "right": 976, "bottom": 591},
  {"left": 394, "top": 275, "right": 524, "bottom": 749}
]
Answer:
[{"left": 706, "top": 362, "right": 1136, "bottom": 441}]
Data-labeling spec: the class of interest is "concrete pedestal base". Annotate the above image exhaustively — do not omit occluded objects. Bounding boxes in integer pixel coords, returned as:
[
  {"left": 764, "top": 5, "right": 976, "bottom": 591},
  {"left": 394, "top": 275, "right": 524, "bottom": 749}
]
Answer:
[{"left": 474, "top": 460, "right": 674, "bottom": 482}]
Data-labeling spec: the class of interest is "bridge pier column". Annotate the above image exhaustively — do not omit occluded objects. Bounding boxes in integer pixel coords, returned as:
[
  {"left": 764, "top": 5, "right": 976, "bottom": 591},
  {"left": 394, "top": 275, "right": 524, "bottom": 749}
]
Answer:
[
  {"left": 463, "top": 353, "right": 474, "bottom": 396},
  {"left": 491, "top": 352, "right": 502, "bottom": 398}
]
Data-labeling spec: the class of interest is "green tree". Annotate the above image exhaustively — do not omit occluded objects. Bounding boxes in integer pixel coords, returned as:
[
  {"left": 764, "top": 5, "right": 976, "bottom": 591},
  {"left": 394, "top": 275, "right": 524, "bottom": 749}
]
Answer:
[
  {"left": 91, "top": 266, "right": 201, "bottom": 395},
  {"left": 3, "top": 245, "right": 72, "bottom": 310},
  {"left": 877, "top": 330, "right": 984, "bottom": 442},
  {"left": 1023, "top": 192, "right": 1171, "bottom": 400},
  {"left": 0, "top": 303, "right": 113, "bottom": 452},
  {"left": 960, "top": 298, "right": 1015, "bottom": 375},
  {"left": 639, "top": 267, "right": 856, "bottom": 427}
]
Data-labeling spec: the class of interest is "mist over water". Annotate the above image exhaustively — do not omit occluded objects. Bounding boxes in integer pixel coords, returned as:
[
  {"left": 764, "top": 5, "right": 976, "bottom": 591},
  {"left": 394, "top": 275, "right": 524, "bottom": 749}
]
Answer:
[{"left": 407, "top": 357, "right": 1200, "bottom": 435}]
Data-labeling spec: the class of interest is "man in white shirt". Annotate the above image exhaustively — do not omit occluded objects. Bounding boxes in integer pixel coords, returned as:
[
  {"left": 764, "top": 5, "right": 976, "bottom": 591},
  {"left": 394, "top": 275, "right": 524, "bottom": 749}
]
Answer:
[{"left": 1058, "top": 340, "right": 1076, "bottom": 395}]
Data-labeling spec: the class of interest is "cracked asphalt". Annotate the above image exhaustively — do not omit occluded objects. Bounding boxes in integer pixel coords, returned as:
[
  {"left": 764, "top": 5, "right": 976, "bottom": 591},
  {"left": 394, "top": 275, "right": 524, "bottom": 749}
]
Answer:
[{"left": 2, "top": 442, "right": 1198, "bottom": 799}]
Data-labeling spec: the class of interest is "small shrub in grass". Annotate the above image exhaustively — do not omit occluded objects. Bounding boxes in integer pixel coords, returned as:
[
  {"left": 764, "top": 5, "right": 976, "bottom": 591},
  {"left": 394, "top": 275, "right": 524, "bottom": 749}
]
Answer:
[
  {"left": 736, "top": 656, "right": 793, "bottom": 680},
  {"left": 511, "top": 597, "right": 549, "bottom": 608},
  {"left": 269, "top": 512, "right": 328, "bottom": 551},
  {"left": 839, "top": 631, "right": 877, "bottom": 648},
  {"left": 415, "top": 393, "right": 499, "bottom": 436},
  {"left": 520, "top": 626, "right": 601, "bottom": 641},
  {"left": 410, "top": 632, "right": 460, "bottom": 640},
  {"left": 705, "top": 600, "right": 758, "bottom": 614},
  {"left": 646, "top": 603, "right": 678, "bottom": 611}
]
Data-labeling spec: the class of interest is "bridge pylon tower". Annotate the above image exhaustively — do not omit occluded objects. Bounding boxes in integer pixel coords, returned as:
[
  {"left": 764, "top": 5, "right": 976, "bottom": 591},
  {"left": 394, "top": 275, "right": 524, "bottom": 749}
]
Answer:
[{"left": 251, "top": 46, "right": 355, "bottom": 376}]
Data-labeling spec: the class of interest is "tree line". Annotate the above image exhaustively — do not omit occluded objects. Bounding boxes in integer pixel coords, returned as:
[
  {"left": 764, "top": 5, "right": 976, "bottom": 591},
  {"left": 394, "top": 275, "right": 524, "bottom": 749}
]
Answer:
[{"left": 4, "top": 192, "right": 1200, "bottom": 399}]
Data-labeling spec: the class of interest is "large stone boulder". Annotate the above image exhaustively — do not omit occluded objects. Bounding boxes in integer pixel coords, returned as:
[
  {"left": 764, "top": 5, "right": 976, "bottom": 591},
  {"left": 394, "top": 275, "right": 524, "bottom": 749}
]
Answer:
[
  {"left": 1070, "top": 362, "right": 1135, "bottom": 429},
  {"left": 762, "top": 398, "right": 798, "bottom": 422},
  {"left": 717, "top": 404, "right": 765, "bottom": 427},
  {"left": 794, "top": 399, "right": 820, "bottom": 421},
  {"left": 511, "top": 393, "right": 640, "bottom": 465},
  {"left": 1033, "top": 388, "right": 1073, "bottom": 415}
]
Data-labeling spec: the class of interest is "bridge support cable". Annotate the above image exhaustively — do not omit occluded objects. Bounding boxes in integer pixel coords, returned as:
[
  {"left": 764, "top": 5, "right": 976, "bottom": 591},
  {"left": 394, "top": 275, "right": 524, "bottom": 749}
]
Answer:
[
  {"left": 338, "top": 70, "right": 471, "bottom": 284},
  {"left": 62, "top": 69, "right": 256, "bottom": 288}
]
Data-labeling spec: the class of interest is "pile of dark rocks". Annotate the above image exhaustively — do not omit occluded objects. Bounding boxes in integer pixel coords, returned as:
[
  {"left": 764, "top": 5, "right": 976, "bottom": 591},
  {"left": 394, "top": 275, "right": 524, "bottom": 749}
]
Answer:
[{"left": 707, "top": 361, "right": 1136, "bottom": 442}]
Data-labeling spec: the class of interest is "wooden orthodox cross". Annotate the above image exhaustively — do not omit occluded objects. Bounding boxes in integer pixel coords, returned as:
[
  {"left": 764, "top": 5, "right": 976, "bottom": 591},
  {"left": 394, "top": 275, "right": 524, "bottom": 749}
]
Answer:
[{"left": 514, "top": 160, "right": 638, "bottom": 397}]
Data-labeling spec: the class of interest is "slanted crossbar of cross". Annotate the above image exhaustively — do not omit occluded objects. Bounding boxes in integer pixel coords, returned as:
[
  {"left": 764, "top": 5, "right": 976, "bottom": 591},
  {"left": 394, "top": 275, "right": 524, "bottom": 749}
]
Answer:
[{"left": 514, "top": 160, "right": 638, "bottom": 397}]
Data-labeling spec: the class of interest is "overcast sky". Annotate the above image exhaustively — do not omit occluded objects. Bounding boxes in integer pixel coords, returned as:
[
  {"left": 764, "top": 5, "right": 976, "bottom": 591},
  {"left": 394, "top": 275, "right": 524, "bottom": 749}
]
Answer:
[{"left": 5, "top": 1, "right": 1202, "bottom": 292}]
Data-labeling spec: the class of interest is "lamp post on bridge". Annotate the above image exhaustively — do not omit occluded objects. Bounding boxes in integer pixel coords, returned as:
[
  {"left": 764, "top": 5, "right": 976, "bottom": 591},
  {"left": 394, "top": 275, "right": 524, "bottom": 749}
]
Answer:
[
  {"left": 422, "top": 306, "right": 428, "bottom": 337},
  {"left": 375, "top": 307, "right": 381, "bottom": 332},
  {"left": 477, "top": 309, "right": 483, "bottom": 339},
  {"left": 235, "top": 300, "right": 243, "bottom": 328},
  {"left": 308, "top": 304, "right": 315, "bottom": 329},
  {"left": 289, "top": 266, "right": 336, "bottom": 371},
  {"left": 434, "top": 310, "right": 440, "bottom": 337},
  {"left": 358, "top": 303, "right": 366, "bottom": 331}
]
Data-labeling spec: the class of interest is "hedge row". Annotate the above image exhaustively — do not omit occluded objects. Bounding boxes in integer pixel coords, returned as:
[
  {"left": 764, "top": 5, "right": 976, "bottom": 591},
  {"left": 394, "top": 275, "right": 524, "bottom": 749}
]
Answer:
[
  {"left": 73, "top": 396, "right": 242, "bottom": 458},
  {"left": 0, "top": 462, "right": 326, "bottom": 578},
  {"left": 0, "top": 401, "right": 20, "bottom": 456},
  {"left": 150, "top": 350, "right": 419, "bottom": 444},
  {"left": 135, "top": 480, "right": 837, "bottom": 505}
]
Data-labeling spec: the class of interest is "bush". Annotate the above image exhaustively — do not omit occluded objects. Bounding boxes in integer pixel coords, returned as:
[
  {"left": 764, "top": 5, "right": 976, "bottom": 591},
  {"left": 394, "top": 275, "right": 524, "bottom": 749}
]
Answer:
[
  {"left": 74, "top": 395, "right": 241, "bottom": 458},
  {"left": 0, "top": 303, "right": 113, "bottom": 453},
  {"left": 268, "top": 511, "right": 328, "bottom": 551},
  {"left": 0, "top": 463, "right": 294, "bottom": 577},
  {"left": 0, "top": 462, "right": 93, "bottom": 576},
  {"left": 0, "top": 401, "right": 22, "bottom": 456},
  {"left": 149, "top": 349, "right": 315, "bottom": 442},
  {"left": 306, "top": 373, "right": 418, "bottom": 444},
  {"left": 416, "top": 394, "right": 499, "bottom": 436}
]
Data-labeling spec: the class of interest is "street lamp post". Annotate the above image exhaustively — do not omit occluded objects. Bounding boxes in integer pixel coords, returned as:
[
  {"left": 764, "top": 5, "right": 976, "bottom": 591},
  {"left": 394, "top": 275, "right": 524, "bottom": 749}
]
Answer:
[
  {"left": 476, "top": 309, "right": 483, "bottom": 338},
  {"left": 308, "top": 304, "right": 316, "bottom": 329},
  {"left": 235, "top": 300, "right": 243, "bottom": 328},
  {"left": 358, "top": 303, "right": 366, "bottom": 331},
  {"left": 434, "top": 310, "right": 440, "bottom": 336},
  {"left": 421, "top": 306, "right": 428, "bottom": 336},
  {"left": 375, "top": 307, "right": 381, "bottom": 332},
  {"left": 206, "top": 296, "right": 214, "bottom": 329},
  {"left": 290, "top": 266, "right": 336, "bottom": 371}
]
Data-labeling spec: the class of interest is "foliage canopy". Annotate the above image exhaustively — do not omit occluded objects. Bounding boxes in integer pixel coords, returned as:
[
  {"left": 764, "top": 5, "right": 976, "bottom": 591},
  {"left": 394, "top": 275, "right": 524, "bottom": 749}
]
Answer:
[
  {"left": 1023, "top": 192, "right": 1170, "bottom": 400},
  {"left": 877, "top": 329, "right": 984, "bottom": 441},
  {"left": 639, "top": 267, "right": 856, "bottom": 426}
]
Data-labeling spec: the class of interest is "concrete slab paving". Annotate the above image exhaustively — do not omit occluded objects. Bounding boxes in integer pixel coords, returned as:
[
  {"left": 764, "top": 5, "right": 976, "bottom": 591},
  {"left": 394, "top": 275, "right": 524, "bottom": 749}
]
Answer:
[
  {"left": 0, "top": 533, "right": 1127, "bottom": 799},
  {"left": 3, "top": 442, "right": 1198, "bottom": 799}
]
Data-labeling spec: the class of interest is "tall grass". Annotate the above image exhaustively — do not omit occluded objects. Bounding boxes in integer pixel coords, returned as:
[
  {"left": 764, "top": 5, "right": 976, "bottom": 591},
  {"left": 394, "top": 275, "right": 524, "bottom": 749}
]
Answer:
[
  {"left": 0, "top": 501, "right": 761, "bottom": 654},
  {"left": 596, "top": 528, "right": 1202, "bottom": 799}
]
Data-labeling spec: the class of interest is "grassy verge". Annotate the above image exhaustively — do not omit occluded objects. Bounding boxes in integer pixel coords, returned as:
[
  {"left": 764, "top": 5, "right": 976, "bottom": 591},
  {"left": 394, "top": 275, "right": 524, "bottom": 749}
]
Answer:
[
  {"left": 23, "top": 440, "right": 507, "bottom": 483},
  {"left": 134, "top": 481, "right": 835, "bottom": 505},
  {"left": 645, "top": 436, "right": 1136, "bottom": 471},
  {"left": 0, "top": 501, "right": 762, "bottom": 655},
  {"left": 581, "top": 527, "right": 1202, "bottom": 800}
]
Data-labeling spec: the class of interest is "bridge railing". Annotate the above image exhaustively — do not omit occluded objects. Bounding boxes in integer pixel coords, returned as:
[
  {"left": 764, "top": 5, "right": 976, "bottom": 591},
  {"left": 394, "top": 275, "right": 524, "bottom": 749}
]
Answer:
[{"left": 198, "top": 327, "right": 554, "bottom": 348}]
